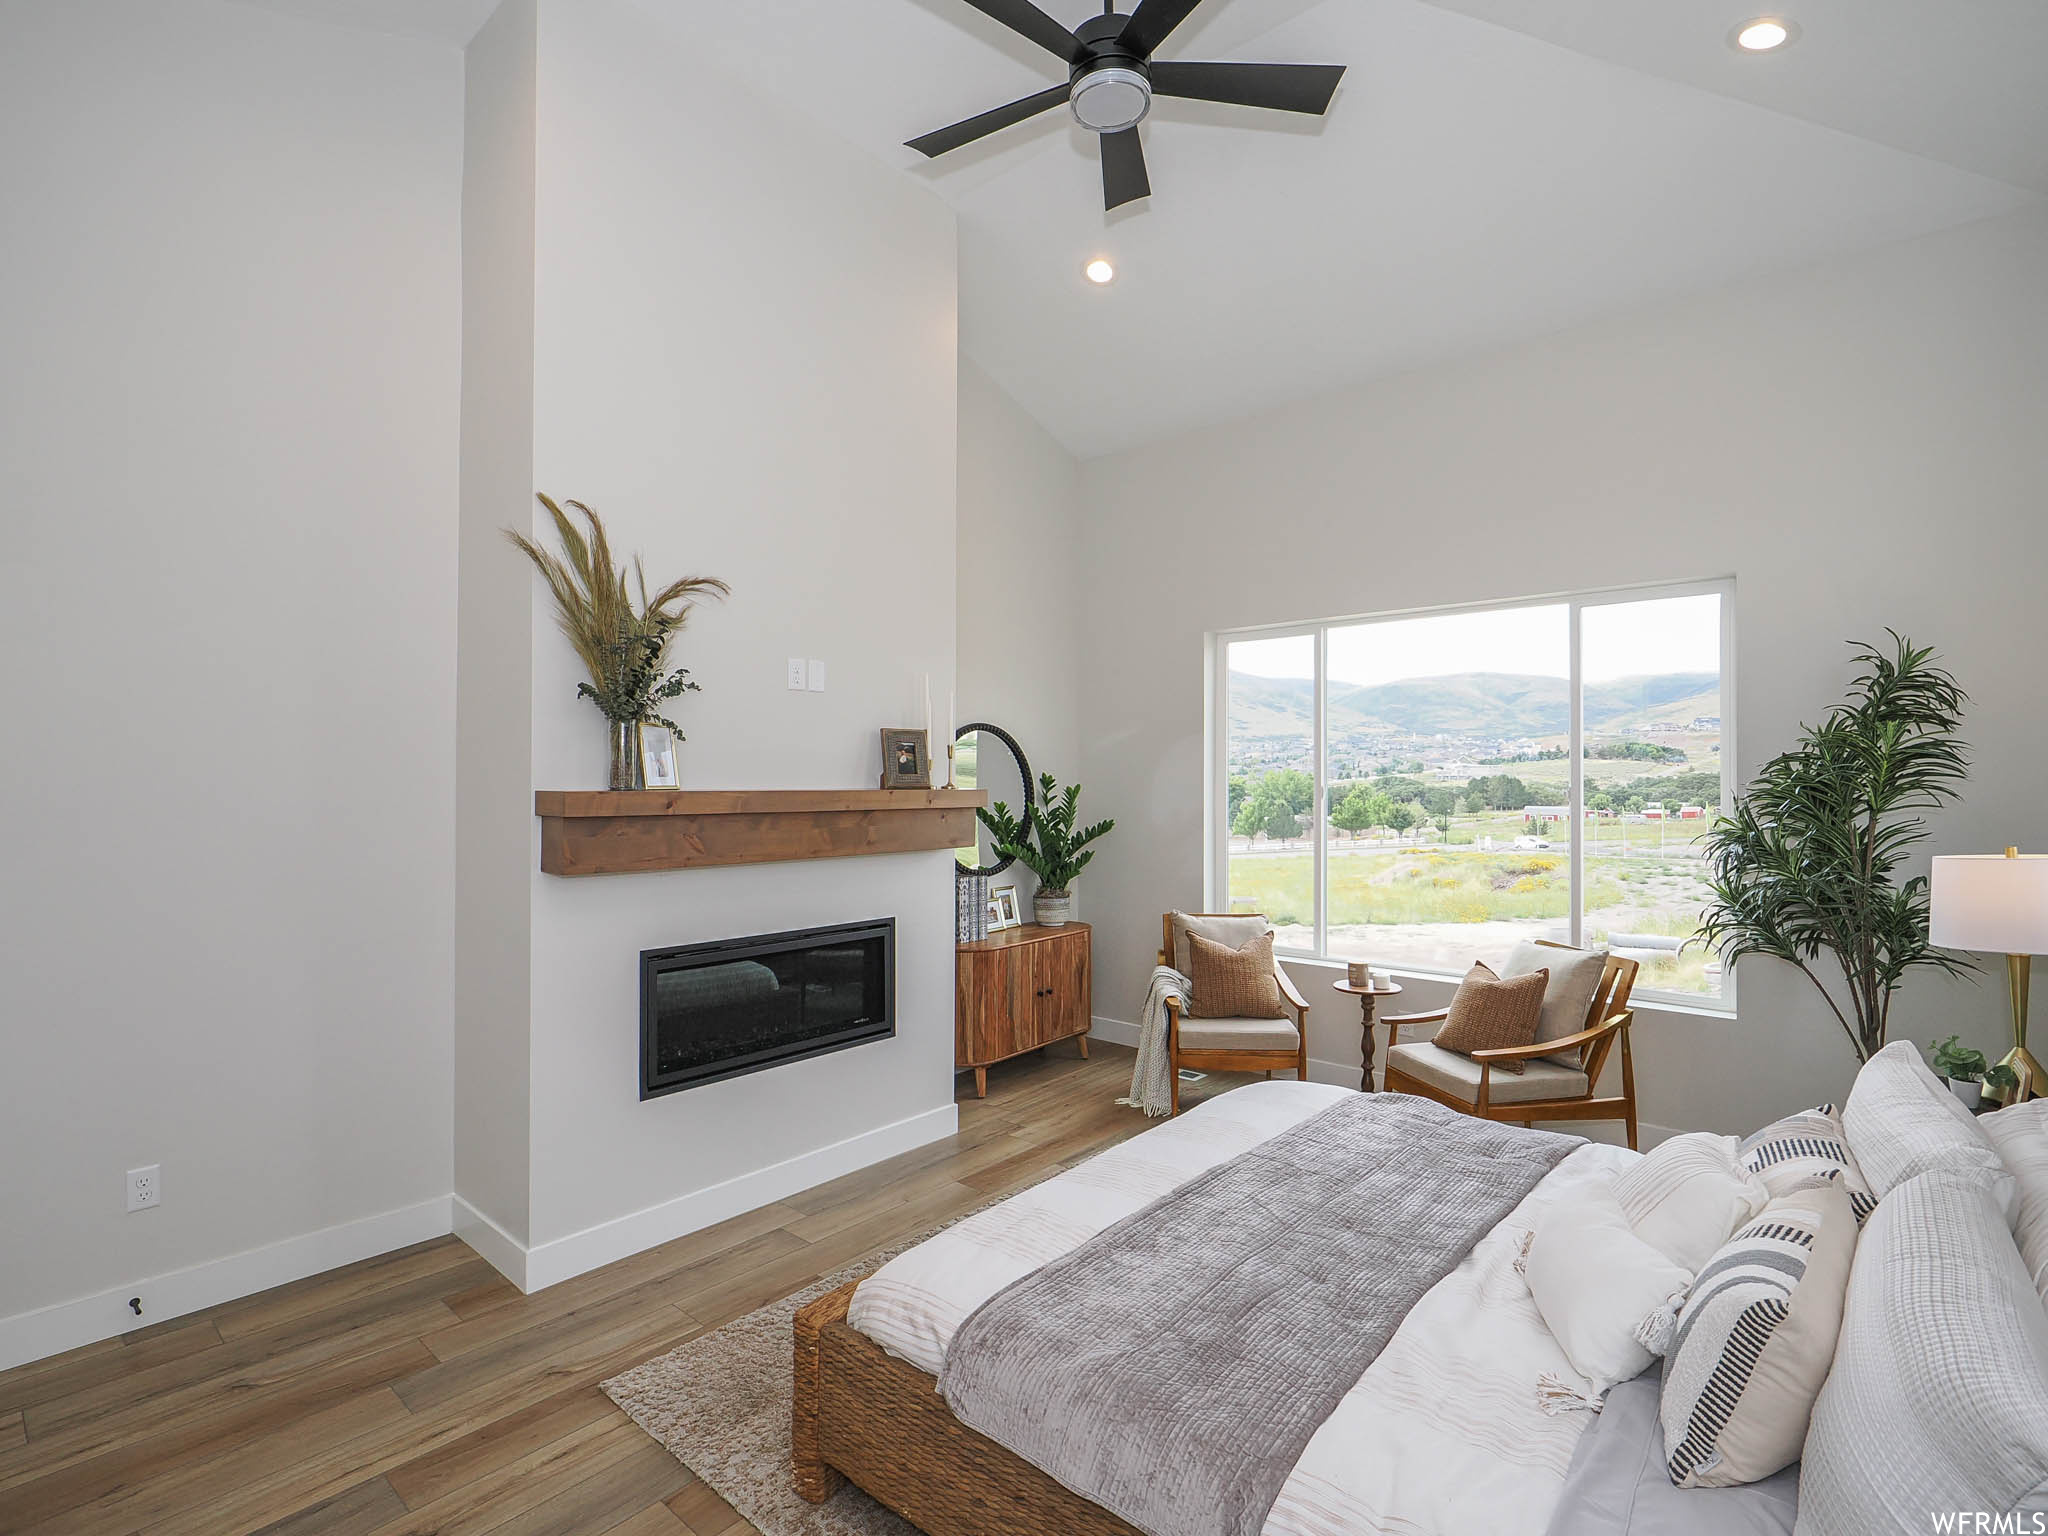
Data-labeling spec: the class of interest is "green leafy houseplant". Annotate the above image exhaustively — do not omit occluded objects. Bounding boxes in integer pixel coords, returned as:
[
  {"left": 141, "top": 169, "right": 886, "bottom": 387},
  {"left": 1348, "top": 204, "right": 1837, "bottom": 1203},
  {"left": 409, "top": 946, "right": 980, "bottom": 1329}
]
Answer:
[
  {"left": 1930, "top": 1034, "right": 1988, "bottom": 1083},
  {"left": 1696, "top": 634, "right": 1971, "bottom": 1065},
  {"left": 507, "top": 495, "right": 728, "bottom": 783},
  {"left": 980, "top": 774, "right": 1114, "bottom": 899}
]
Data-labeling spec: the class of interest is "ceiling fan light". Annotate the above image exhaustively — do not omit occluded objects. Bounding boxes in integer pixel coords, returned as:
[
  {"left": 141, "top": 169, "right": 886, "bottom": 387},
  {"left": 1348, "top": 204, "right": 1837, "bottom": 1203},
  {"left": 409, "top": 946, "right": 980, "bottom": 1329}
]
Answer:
[{"left": 1070, "top": 66, "right": 1152, "bottom": 133}]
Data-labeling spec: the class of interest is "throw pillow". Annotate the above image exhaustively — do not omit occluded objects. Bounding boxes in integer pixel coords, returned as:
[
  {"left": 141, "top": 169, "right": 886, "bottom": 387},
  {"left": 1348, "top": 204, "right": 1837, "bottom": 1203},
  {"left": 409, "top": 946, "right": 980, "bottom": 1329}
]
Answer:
[
  {"left": 1737, "top": 1104, "right": 1878, "bottom": 1225},
  {"left": 1982, "top": 1100, "right": 2048, "bottom": 1305},
  {"left": 1522, "top": 1185, "right": 1694, "bottom": 1395},
  {"left": 1498, "top": 940, "right": 1609, "bottom": 1066},
  {"left": 1168, "top": 911, "right": 1271, "bottom": 977},
  {"left": 1798, "top": 1169, "right": 2048, "bottom": 1531},
  {"left": 1432, "top": 961, "right": 1548, "bottom": 1073},
  {"left": 1658, "top": 1180, "right": 1858, "bottom": 1487},
  {"left": 1842, "top": 1039, "right": 2009, "bottom": 1205},
  {"left": 1183, "top": 929, "right": 1286, "bottom": 1019},
  {"left": 1615, "top": 1132, "right": 1772, "bottom": 1275}
]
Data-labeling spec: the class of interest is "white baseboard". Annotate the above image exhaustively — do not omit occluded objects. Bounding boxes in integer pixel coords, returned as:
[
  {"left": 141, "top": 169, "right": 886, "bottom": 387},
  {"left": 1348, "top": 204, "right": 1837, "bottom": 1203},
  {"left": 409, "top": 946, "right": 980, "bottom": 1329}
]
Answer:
[
  {"left": 463, "top": 1101, "right": 962, "bottom": 1295},
  {"left": 1090, "top": 1017, "right": 1675, "bottom": 1145},
  {"left": 0, "top": 1195, "right": 453, "bottom": 1374},
  {"left": 451, "top": 1195, "right": 530, "bottom": 1293}
]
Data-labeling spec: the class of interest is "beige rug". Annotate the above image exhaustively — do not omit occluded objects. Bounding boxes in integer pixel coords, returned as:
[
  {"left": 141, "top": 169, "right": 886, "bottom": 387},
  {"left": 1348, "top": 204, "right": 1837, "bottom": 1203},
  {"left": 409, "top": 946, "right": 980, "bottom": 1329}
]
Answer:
[{"left": 603, "top": 1193, "right": 1036, "bottom": 1536}]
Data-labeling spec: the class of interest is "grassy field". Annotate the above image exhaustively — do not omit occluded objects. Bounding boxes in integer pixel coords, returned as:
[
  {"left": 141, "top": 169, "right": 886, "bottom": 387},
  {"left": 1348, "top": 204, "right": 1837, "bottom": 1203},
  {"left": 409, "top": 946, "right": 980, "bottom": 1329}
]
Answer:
[{"left": 1226, "top": 843, "right": 1720, "bottom": 995}]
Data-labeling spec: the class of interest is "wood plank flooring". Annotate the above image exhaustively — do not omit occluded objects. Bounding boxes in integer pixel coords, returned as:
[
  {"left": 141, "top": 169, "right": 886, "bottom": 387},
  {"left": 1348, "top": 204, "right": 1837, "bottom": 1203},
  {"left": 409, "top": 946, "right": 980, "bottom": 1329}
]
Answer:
[{"left": 1, "top": 1042, "right": 1236, "bottom": 1536}]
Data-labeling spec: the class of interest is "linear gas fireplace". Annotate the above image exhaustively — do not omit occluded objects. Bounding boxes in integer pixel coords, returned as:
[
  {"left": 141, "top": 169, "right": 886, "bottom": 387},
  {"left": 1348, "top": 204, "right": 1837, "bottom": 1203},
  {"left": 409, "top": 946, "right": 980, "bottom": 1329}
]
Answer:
[{"left": 639, "top": 919, "right": 895, "bottom": 1099}]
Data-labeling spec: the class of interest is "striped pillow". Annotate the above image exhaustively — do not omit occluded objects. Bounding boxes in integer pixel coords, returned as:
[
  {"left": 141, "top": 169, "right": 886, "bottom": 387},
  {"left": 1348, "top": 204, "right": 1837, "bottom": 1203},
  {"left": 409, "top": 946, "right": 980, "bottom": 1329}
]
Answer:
[
  {"left": 1738, "top": 1104, "right": 1877, "bottom": 1225},
  {"left": 1659, "top": 1180, "right": 1859, "bottom": 1488}
]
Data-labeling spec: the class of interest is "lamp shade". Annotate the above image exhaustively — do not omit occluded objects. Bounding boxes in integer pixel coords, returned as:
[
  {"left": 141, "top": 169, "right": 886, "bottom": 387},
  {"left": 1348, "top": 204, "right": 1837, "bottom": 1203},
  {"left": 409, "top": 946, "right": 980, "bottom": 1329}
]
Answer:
[{"left": 1930, "top": 854, "right": 2048, "bottom": 955}]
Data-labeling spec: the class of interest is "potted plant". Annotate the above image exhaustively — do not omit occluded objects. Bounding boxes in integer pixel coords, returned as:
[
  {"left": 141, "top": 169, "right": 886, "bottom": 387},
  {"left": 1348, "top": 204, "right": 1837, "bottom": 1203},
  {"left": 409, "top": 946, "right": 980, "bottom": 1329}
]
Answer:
[
  {"left": 980, "top": 774, "right": 1114, "bottom": 927},
  {"left": 1696, "top": 634, "right": 1972, "bottom": 1066},
  {"left": 1931, "top": 1035, "right": 1989, "bottom": 1111},
  {"left": 507, "top": 494, "right": 728, "bottom": 789}
]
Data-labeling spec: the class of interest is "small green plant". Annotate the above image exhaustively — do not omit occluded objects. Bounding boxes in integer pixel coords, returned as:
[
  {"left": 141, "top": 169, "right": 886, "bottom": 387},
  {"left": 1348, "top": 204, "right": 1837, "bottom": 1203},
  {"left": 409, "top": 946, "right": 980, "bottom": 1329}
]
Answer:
[
  {"left": 980, "top": 774, "right": 1114, "bottom": 897},
  {"left": 1985, "top": 1063, "right": 2022, "bottom": 1096},
  {"left": 1930, "top": 1034, "right": 1988, "bottom": 1083}
]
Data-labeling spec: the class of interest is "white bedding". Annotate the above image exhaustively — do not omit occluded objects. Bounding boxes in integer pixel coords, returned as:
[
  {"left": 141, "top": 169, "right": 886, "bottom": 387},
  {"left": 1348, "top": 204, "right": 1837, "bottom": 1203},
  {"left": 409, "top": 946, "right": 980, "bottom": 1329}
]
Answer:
[{"left": 848, "top": 1080, "right": 1637, "bottom": 1536}]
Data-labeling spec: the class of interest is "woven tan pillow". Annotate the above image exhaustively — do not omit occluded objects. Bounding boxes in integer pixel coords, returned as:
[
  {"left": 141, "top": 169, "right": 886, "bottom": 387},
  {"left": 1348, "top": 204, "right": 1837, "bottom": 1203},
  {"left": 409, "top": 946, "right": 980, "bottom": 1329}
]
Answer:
[
  {"left": 1431, "top": 961, "right": 1548, "bottom": 1073},
  {"left": 1184, "top": 929, "right": 1286, "bottom": 1019}
]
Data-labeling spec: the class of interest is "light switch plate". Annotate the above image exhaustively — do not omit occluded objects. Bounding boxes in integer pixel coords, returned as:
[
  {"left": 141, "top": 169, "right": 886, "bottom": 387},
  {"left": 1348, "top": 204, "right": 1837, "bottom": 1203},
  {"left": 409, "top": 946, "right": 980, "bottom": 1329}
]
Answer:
[
  {"left": 806, "top": 660, "right": 826, "bottom": 692},
  {"left": 786, "top": 657, "right": 808, "bottom": 691}
]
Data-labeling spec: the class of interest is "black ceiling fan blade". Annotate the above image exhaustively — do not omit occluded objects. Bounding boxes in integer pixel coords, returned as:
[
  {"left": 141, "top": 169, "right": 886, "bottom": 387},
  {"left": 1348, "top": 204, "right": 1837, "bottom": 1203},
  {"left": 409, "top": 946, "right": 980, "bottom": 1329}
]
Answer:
[
  {"left": 1149, "top": 60, "right": 1346, "bottom": 115},
  {"left": 906, "top": 84, "right": 1071, "bottom": 158},
  {"left": 954, "top": 0, "right": 1084, "bottom": 64},
  {"left": 1100, "top": 127, "right": 1150, "bottom": 210},
  {"left": 1118, "top": 0, "right": 1208, "bottom": 59}
]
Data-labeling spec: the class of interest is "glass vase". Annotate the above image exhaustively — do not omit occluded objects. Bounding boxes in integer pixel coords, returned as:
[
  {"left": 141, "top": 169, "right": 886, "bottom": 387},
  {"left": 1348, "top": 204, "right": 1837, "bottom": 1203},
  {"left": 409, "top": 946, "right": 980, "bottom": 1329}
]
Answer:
[{"left": 608, "top": 720, "right": 644, "bottom": 791}]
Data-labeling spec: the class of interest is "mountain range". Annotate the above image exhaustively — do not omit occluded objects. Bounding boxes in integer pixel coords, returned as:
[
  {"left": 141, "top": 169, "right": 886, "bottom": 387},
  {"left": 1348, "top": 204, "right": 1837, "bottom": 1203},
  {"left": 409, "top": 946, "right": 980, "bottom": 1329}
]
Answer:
[{"left": 1229, "top": 670, "right": 1719, "bottom": 741}]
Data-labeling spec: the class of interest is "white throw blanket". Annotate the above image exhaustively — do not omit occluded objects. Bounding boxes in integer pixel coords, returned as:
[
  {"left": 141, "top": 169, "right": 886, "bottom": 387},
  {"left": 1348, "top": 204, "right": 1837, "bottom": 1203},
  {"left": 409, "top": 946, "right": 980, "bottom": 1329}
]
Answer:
[{"left": 1120, "top": 964, "right": 1191, "bottom": 1117}]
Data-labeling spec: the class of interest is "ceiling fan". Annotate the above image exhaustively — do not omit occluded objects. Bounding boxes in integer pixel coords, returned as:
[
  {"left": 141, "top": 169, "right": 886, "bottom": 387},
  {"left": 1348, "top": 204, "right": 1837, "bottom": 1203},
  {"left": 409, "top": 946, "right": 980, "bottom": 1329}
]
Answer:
[{"left": 907, "top": 0, "right": 1346, "bottom": 210}]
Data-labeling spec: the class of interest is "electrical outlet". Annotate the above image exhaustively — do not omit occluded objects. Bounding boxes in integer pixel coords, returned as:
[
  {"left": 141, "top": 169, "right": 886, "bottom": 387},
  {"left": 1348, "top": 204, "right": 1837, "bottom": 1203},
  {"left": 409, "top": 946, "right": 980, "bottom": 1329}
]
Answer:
[
  {"left": 127, "top": 1164, "right": 160, "bottom": 1213},
  {"left": 806, "top": 659, "right": 826, "bottom": 693},
  {"left": 786, "top": 657, "right": 808, "bottom": 691}
]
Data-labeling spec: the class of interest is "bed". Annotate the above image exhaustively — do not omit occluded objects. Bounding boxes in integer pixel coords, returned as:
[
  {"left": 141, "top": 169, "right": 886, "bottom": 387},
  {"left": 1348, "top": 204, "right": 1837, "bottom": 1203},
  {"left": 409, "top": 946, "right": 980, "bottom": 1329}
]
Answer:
[{"left": 793, "top": 1081, "right": 1636, "bottom": 1536}]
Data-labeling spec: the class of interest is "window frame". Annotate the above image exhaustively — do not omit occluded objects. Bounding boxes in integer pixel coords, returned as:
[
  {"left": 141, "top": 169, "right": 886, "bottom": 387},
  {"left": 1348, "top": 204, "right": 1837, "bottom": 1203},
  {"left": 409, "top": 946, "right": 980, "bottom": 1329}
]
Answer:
[{"left": 1208, "top": 576, "right": 1736, "bottom": 1013}]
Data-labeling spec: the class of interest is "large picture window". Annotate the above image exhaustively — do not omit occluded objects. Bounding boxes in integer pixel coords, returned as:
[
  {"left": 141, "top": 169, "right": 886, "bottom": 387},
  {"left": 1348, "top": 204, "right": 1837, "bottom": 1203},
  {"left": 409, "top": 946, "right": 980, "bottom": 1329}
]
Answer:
[{"left": 1214, "top": 581, "right": 1731, "bottom": 1005}]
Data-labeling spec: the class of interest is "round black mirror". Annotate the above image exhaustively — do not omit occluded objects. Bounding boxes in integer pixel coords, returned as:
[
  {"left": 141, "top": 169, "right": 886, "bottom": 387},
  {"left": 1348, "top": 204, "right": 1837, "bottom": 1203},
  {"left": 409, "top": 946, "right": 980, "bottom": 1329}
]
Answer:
[{"left": 954, "top": 721, "right": 1032, "bottom": 878}]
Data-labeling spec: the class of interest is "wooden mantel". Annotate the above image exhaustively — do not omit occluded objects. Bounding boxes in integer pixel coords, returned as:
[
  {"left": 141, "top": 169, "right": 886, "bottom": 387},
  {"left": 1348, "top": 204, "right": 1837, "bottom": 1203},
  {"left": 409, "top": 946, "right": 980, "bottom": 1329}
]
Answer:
[{"left": 534, "top": 787, "right": 987, "bottom": 877}]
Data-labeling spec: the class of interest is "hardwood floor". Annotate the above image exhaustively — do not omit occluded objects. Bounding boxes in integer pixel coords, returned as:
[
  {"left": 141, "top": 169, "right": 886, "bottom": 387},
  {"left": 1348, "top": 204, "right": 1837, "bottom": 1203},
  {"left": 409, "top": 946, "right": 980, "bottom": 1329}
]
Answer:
[{"left": 0, "top": 1042, "right": 1236, "bottom": 1536}]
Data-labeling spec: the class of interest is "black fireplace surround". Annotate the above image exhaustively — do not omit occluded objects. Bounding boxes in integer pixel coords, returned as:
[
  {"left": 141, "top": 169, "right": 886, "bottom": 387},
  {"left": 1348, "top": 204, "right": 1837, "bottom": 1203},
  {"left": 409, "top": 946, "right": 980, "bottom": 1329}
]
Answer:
[{"left": 639, "top": 919, "right": 895, "bottom": 1099}]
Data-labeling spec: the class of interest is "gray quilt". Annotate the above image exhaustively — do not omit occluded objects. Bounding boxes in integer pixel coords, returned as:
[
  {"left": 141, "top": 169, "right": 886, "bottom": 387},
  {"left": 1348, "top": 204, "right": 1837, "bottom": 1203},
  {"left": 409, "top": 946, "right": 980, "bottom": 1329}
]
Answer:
[{"left": 938, "top": 1093, "right": 1582, "bottom": 1536}]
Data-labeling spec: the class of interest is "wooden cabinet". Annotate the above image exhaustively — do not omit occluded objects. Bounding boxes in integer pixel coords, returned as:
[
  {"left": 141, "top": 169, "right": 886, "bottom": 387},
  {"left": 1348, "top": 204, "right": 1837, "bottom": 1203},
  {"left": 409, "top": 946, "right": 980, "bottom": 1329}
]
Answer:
[{"left": 956, "top": 923, "right": 1092, "bottom": 1097}]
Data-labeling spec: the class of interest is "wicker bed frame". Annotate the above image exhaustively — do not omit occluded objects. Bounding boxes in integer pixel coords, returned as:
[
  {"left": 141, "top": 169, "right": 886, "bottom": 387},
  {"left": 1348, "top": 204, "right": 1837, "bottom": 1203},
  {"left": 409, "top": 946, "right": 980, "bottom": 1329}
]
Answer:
[{"left": 792, "top": 1276, "right": 1138, "bottom": 1536}]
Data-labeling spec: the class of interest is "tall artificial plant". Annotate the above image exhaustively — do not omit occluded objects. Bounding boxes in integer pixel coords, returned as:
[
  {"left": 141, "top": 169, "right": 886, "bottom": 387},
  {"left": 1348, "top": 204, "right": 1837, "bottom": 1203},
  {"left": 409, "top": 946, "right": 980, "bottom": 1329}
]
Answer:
[
  {"left": 506, "top": 493, "right": 729, "bottom": 738},
  {"left": 1696, "top": 633, "right": 1971, "bottom": 1064},
  {"left": 980, "top": 774, "right": 1115, "bottom": 897}
]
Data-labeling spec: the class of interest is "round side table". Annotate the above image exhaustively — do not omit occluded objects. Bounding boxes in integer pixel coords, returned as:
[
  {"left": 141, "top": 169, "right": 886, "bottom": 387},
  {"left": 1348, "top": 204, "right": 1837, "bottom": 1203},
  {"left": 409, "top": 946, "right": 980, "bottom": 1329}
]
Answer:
[{"left": 1332, "top": 979, "right": 1403, "bottom": 1092}]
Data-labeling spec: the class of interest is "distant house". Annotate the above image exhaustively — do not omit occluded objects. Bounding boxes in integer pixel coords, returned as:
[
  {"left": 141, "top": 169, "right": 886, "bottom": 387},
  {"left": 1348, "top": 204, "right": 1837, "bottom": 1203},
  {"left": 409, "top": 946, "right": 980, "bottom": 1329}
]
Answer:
[
  {"left": 1679, "top": 804, "right": 1708, "bottom": 819},
  {"left": 1643, "top": 801, "right": 1666, "bottom": 820},
  {"left": 1526, "top": 804, "right": 1570, "bottom": 822},
  {"left": 1687, "top": 716, "right": 1721, "bottom": 732}
]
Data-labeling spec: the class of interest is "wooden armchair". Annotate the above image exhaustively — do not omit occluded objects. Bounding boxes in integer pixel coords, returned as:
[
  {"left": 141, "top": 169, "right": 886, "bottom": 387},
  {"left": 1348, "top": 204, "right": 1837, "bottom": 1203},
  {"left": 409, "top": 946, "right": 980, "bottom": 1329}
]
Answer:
[
  {"left": 1380, "top": 942, "right": 1642, "bottom": 1148},
  {"left": 1158, "top": 913, "right": 1310, "bottom": 1116}
]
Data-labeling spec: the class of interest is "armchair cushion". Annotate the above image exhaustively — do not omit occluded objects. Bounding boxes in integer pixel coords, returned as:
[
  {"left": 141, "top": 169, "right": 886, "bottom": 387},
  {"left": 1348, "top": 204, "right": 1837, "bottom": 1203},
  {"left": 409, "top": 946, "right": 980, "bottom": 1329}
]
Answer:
[
  {"left": 1388, "top": 1040, "right": 1588, "bottom": 1105},
  {"left": 1184, "top": 929, "right": 1286, "bottom": 1020},
  {"left": 1168, "top": 911, "right": 1272, "bottom": 975},
  {"left": 1176, "top": 1016, "right": 1302, "bottom": 1053},
  {"left": 1431, "top": 961, "right": 1548, "bottom": 1072},
  {"left": 1501, "top": 940, "right": 1610, "bottom": 1066}
]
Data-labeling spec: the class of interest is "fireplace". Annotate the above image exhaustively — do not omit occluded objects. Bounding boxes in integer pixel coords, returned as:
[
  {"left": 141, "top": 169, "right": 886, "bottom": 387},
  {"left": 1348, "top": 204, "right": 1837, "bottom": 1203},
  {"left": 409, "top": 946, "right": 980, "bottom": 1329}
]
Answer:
[{"left": 639, "top": 919, "right": 895, "bottom": 1099}]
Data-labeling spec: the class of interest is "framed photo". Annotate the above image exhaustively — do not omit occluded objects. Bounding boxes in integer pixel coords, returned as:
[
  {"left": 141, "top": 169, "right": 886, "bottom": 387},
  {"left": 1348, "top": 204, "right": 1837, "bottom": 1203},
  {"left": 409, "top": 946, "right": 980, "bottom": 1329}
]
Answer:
[
  {"left": 639, "top": 724, "right": 680, "bottom": 789},
  {"left": 989, "top": 882, "right": 1022, "bottom": 931},
  {"left": 879, "top": 727, "right": 931, "bottom": 789}
]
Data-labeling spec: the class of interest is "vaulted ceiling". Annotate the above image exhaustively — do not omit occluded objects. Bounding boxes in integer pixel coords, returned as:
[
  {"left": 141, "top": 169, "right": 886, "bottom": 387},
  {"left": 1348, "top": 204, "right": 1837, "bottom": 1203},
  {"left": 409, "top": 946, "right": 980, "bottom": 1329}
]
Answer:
[{"left": 246, "top": 0, "right": 2047, "bottom": 458}]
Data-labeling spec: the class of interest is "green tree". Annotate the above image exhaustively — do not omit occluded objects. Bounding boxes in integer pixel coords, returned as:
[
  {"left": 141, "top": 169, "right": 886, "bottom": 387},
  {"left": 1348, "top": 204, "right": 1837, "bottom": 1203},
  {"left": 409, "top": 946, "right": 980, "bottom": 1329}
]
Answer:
[
  {"left": 1271, "top": 768, "right": 1315, "bottom": 815},
  {"left": 1331, "top": 786, "right": 1375, "bottom": 838},
  {"left": 1227, "top": 774, "right": 1249, "bottom": 823},
  {"left": 1385, "top": 801, "right": 1417, "bottom": 838},
  {"left": 1260, "top": 798, "right": 1302, "bottom": 842}
]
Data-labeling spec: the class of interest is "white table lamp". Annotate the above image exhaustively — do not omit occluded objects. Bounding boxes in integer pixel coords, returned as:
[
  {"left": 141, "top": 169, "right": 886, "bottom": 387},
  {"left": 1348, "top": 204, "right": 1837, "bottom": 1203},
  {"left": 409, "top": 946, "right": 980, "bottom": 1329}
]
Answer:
[{"left": 1931, "top": 848, "right": 2048, "bottom": 1104}]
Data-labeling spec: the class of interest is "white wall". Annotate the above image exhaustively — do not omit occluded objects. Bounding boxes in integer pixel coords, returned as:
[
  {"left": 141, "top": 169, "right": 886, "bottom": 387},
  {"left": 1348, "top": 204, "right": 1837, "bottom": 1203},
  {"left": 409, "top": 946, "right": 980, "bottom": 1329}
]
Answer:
[
  {"left": 445, "top": 0, "right": 962, "bottom": 1279},
  {"left": 0, "top": 0, "right": 461, "bottom": 1350},
  {"left": 454, "top": 0, "right": 539, "bottom": 1251},
  {"left": 1078, "top": 209, "right": 2048, "bottom": 1133},
  {"left": 957, "top": 359, "right": 1085, "bottom": 907}
]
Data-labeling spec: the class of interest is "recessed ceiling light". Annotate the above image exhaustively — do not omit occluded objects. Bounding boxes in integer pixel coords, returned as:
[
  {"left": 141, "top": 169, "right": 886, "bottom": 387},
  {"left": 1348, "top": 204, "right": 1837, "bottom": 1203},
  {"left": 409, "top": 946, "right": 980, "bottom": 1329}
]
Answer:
[
  {"left": 1084, "top": 258, "right": 1116, "bottom": 285},
  {"left": 1732, "top": 17, "right": 1796, "bottom": 51}
]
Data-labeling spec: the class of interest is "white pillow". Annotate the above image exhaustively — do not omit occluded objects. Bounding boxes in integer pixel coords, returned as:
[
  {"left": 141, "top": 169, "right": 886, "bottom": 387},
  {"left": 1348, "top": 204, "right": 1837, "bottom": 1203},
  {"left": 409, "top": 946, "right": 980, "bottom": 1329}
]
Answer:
[
  {"left": 1614, "top": 1132, "right": 1771, "bottom": 1275},
  {"left": 1523, "top": 1185, "right": 1694, "bottom": 1395},
  {"left": 1842, "top": 1039, "right": 2009, "bottom": 1204},
  {"left": 1983, "top": 1099, "right": 2048, "bottom": 1304},
  {"left": 1499, "top": 940, "right": 1608, "bottom": 1066}
]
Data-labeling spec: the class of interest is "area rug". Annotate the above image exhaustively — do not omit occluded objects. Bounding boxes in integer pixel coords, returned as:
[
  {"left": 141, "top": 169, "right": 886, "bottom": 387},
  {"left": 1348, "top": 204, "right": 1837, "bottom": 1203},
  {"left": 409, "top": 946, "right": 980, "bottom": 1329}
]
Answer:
[{"left": 603, "top": 1186, "right": 1050, "bottom": 1536}]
